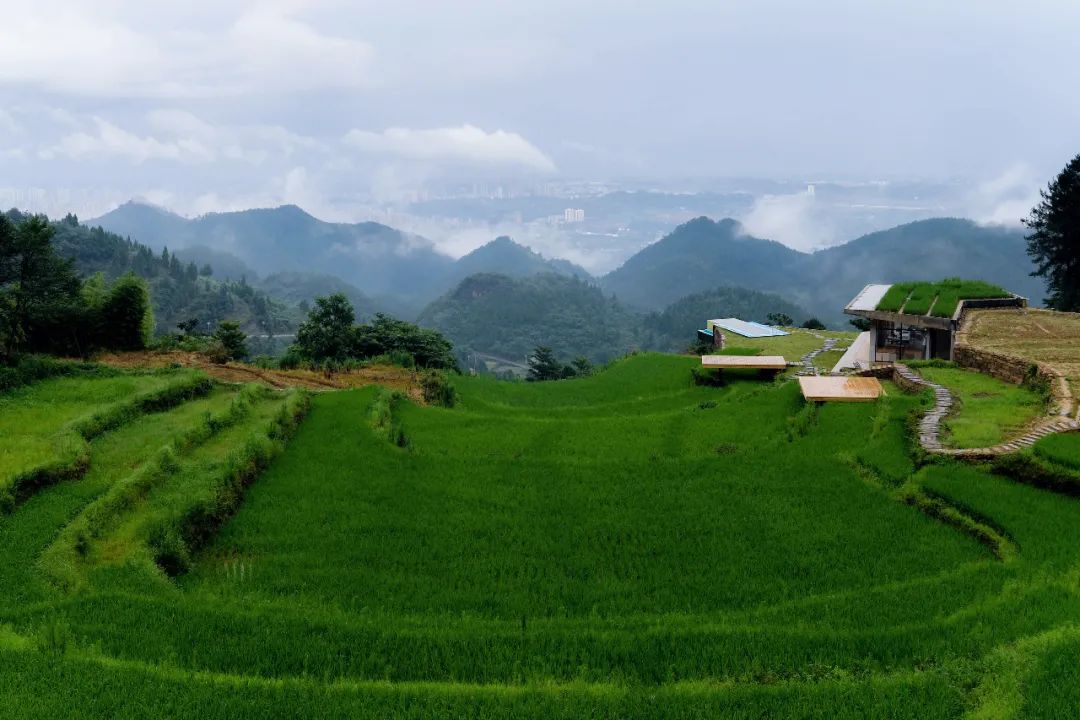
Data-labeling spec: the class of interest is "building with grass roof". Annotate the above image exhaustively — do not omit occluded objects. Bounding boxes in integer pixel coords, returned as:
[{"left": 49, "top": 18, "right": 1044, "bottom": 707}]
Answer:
[{"left": 841, "top": 279, "right": 1024, "bottom": 367}]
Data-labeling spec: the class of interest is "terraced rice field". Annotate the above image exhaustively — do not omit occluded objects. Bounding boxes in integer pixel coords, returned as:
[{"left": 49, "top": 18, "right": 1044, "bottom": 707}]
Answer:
[
  {"left": 962, "top": 307, "right": 1080, "bottom": 414},
  {"left": 1, "top": 355, "right": 1080, "bottom": 717}
]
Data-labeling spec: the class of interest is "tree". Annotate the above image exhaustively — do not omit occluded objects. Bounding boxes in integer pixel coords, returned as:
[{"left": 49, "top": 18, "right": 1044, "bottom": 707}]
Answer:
[
  {"left": 527, "top": 346, "right": 563, "bottom": 382},
  {"left": 570, "top": 356, "right": 594, "bottom": 377},
  {"left": 1025, "top": 153, "right": 1080, "bottom": 311},
  {"left": 212, "top": 321, "right": 248, "bottom": 362},
  {"left": 292, "top": 293, "right": 356, "bottom": 363},
  {"left": 801, "top": 318, "right": 826, "bottom": 330},
  {"left": 354, "top": 313, "right": 457, "bottom": 370},
  {"left": 849, "top": 318, "right": 872, "bottom": 332},
  {"left": 767, "top": 312, "right": 793, "bottom": 327},
  {"left": 177, "top": 318, "right": 200, "bottom": 337},
  {"left": 0, "top": 215, "right": 81, "bottom": 358},
  {"left": 100, "top": 273, "right": 154, "bottom": 350}
]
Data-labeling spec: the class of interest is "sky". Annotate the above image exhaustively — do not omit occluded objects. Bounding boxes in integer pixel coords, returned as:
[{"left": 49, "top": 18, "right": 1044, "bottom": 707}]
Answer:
[{"left": 1, "top": 0, "right": 1078, "bottom": 245}]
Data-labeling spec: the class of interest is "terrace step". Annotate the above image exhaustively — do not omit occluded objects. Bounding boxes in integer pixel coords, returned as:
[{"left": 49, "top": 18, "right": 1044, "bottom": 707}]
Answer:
[{"left": 895, "top": 363, "right": 1080, "bottom": 461}]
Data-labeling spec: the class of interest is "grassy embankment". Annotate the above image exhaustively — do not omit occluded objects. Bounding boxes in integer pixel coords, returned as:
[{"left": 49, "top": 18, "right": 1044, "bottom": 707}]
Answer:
[{"left": 909, "top": 362, "right": 1046, "bottom": 448}]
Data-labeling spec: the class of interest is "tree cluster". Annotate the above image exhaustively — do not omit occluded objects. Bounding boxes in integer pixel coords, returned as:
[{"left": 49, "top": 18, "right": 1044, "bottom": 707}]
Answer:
[
  {"left": 526, "top": 346, "right": 593, "bottom": 382},
  {"left": 1, "top": 214, "right": 153, "bottom": 360},
  {"left": 289, "top": 293, "right": 457, "bottom": 370},
  {"left": 42, "top": 211, "right": 294, "bottom": 337}
]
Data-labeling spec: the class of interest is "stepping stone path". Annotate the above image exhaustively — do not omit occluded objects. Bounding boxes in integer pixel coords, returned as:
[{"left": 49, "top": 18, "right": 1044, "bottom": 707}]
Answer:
[
  {"left": 894, "top": 363, "right": 1080, "bottom": 459},
  {"left": 796, "top": 334, "right": 839, "bottom": 377}
]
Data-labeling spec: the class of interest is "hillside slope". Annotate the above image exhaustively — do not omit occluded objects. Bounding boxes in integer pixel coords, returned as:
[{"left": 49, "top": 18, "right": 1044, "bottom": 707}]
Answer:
[
  {"left": 91, "top": 202, "right": 455, "bottom": 304},
  {"left": 601, "top": 217, "right": 805, "bottom": 309},
  {"left": 417, "top": 273, "right": 638, "bottom": 364},
  {"left": 602, "top": 216, "right": 1044, "bottom": 322}
]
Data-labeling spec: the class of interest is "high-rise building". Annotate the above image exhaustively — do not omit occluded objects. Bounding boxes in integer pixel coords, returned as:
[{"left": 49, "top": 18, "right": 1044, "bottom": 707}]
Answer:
[{"left": 573, "top": 208, "right": 585, "bottom": 222}]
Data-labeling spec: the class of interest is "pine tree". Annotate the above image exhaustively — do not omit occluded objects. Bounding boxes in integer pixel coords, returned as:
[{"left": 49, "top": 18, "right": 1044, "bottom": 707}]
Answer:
[{"left": 1025, "top": 153, "right": 1080, "bottom": 311}]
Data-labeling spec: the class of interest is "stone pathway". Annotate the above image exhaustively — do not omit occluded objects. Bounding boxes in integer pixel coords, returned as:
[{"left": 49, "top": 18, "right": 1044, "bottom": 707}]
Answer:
[
  {"left": 795, "top": 336, "right": 839, "bottom": 377},
  {"left": 894, "top": 363, "right": 1080, "bottom": 459}
]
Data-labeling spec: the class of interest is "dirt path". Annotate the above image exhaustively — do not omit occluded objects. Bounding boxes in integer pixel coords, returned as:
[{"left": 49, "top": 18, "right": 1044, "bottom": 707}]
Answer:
[{"left": 94, "top": 351, "right": 423, "bottom": 401}]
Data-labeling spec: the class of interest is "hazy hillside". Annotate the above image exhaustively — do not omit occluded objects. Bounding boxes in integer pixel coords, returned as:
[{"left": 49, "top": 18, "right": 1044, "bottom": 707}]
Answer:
[
  {"left": 257, "top": 271, "right": 381, "bottom": 321},
  {"left": 802, "top": 218, "right": 1045, "bottom": 319},
  {"left": 92, "top": 202, "right": 597, "bottom": 312},
  {"left": 173, "top": 245, "right": 258, "bottom": 283},
  {"left": 418, "top": 273, "right": 638, "bottom": 364},
  {"left": 446, "top": 236, "right": 592, "bottom": 286},
  {"left": 601, "top": 217, "right": 806, "bottom": 309},
  {"left": 34, "top": 212, "right": 300, "bottom": 336},
  {"left": 602, "top": 216, "right": 1044, "bottom": 323},
  {"left": 91, "top": 202, "right": 455, "bottom": 305}
]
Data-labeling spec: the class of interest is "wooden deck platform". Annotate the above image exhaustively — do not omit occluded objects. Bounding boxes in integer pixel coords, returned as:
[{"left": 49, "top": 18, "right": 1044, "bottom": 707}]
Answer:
[
  {"left": 798, "top": 376, "right": 883, "bottom": 402},
  {"left": 700, "top": 355, "right": 788, "bottom": 370}
]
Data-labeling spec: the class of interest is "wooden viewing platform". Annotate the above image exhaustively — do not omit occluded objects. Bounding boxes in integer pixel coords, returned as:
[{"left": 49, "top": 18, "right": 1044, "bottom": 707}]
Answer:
[
  {"left": 700, "top": 355, "right": 788, "bottom": 370},
  {"left": 798, "top": 376, "right": 883, "bottom": 402}
]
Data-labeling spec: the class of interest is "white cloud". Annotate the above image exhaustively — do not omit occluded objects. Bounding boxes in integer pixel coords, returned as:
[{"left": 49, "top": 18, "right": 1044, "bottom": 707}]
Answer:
[
  {"left": 40, "top": 117, "right": 216, "bottom": 164},
  {"left": 738, "top": 191, "right": 836, "bottom": 252},
  {"left": 343, "top": 125, "right": 556, "bottom": 173},
  {"left": 0, "top": 2, "right": 375, "bottom": 98},
  {"left": 968, "top": 164, "right": 1040, "bottom": 227},
  {"left": 33, "top": 109, "right": 326, "bottom": 167}
]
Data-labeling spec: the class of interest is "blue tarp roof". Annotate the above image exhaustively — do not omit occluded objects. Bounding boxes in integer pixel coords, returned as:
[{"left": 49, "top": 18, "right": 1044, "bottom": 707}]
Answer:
[{"left": 708, "top": 318, "right": 789, "bottom": 338}]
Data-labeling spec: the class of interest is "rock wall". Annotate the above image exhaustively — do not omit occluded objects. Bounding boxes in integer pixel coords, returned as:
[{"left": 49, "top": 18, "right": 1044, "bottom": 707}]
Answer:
[{"left": 953, "top": 342, "right": 1075, "bottom": 418}]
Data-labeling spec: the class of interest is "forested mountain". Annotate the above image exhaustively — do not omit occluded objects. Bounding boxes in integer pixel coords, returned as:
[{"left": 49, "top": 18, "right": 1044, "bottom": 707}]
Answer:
[
  {"left": 91, "top": 202, "right": 455, "bottom": 306},
  {"left": 417, "top": 273, "right": 639, "bottom": 364},
  {"left": 600, "top": 216, "right": 1044, "bottom": 322},
  {"left": 22, "top": 211, "right": 299, "bottom": 336},
  {"left": 803, "top": 218, "right": 1044, "bottom": 318},
  {"left": 601, "top": 217, "right": 804, "bottom": 310},
  {"left": 641, "top": 287, "right": 810, "bottom": 352},
  {"left": 257, "top": 272, "right": 381, "bottom": 321},
  {"left": 173, "top": 245, "right": 258, "bottom": 283},
  {"left": 91, "top": 202, "right": 599, "bottom": 310},
  {"left": 416, "top": 271, "right": 811, "bottom": 364},
  {"left": 444, "top": 236, "right": 592, "bottom": 288}
]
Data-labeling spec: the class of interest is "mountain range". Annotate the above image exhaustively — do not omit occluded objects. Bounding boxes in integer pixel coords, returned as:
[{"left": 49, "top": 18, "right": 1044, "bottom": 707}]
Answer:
[
  {"left": 91, "top": 201, "right": 1046, "bottom": 336},
  {"left": 600, "top": 216, "right": 1043, "bottom": 322},
  {"left": 91, "top": 203, "right": 589, "bottom": 317}
]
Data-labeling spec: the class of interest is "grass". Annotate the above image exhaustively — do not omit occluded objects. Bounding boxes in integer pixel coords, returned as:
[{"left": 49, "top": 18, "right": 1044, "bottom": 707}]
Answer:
[
  {"left": 872, "top": 279, "right": 1010, "bottom": 317},
  {"left": 1033, "top": 433, "right": 1080, "bottom": 472},
  {"left": 0, "top": 386, "right": 241, "bottom": 604},
  {"left": 0, "top": 370, "right": 209, "bottom": 509},
  {"left": 3, "top": 353, "right": 1080, "bottom": 716},
  {"left": 721, "top": 328, "right": 855, "bottom": 366},
  {"left": 908, "top": 362, "right": 1045, "bottom": 447},
  {"left": 963, "top": 307, "right": 1080, "bottom": 419}
]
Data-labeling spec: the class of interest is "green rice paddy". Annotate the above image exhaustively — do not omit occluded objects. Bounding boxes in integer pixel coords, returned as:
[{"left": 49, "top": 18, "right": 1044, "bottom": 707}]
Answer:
[{"left": 1, "top": 355, "right": 1079, "bottom": 717}]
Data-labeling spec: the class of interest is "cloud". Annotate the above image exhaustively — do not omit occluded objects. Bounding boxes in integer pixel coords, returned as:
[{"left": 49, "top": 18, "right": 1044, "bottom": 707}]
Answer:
[
  {"left": 343, "top": 125, "right": 556, "bottom": 173},
  {"left": 40, "top": 118, "right": 216, "bottom": 164},
  {"left": 34, "top": 110, "right": 326, "bottom": 167},
  {"left": 0, "top": 2, "right": 375, "bottom": 98},
  {"left": 967, "top": 164, "right": 1040, "bottom": 227},
  {"left": 738, "top": 191, "right": 836, "bottom": 252}
]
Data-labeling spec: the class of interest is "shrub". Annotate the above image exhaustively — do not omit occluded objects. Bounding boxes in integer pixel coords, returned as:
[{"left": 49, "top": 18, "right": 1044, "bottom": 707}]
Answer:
[
  {"left": 801, "top": 318, "right": 826, "bottom": 330},
  {"left": 420, "top": 370, "right": 457, "bottom": 408},
  {"left": 211, "top": 321, "right": 249, "bottom": 362}
]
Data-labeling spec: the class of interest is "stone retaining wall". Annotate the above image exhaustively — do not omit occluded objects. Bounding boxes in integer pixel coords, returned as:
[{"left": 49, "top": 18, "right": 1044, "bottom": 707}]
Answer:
[{"left": 953, "top": 343, "right": 1075, "bottom": 418}]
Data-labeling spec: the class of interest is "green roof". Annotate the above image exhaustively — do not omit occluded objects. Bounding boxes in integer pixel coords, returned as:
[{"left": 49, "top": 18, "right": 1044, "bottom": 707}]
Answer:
[{"left": 874, "top": 279, "right": 1010, "bottom": 318}]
